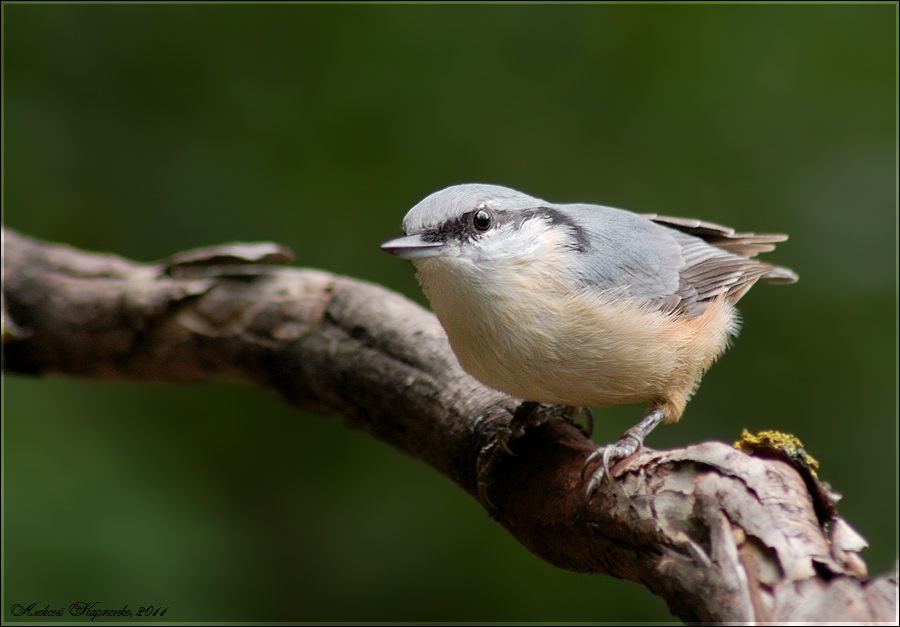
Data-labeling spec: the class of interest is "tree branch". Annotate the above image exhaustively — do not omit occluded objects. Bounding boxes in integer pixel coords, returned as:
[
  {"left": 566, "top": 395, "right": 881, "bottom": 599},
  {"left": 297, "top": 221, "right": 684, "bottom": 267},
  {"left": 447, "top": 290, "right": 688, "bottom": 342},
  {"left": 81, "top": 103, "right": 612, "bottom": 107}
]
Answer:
[{"left": 2, "top": 228, "right": 895, "bottom": 623}]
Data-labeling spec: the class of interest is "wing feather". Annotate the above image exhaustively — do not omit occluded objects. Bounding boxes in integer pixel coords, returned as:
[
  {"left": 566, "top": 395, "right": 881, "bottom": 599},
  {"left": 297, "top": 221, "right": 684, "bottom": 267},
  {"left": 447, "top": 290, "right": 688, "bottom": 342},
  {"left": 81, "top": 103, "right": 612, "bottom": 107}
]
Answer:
[{"left": 642, "top": 214, "right": 797, "bottom": 316}]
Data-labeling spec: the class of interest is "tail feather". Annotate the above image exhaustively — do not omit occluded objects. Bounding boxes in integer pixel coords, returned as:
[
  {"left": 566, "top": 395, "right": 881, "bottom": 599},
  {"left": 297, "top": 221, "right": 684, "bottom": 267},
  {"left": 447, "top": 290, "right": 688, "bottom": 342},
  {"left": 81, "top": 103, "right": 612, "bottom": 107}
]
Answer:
[
  {"left": 643, "top": 213, "right": 791, "bottom": 259},
  {"left": 761, "top": 265, "right": 799, "bottom": 284}
]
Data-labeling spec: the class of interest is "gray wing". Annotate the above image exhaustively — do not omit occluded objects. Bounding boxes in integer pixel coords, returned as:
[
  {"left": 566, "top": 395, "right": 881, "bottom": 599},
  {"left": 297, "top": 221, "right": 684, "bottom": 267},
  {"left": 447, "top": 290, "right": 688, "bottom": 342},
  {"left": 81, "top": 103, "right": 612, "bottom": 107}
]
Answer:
[
  {"left": 644, "top": 214, "right": 798, "bottom": 315},
  {"left": 562, "top": 204, "right": 797, "bottom": 317}
]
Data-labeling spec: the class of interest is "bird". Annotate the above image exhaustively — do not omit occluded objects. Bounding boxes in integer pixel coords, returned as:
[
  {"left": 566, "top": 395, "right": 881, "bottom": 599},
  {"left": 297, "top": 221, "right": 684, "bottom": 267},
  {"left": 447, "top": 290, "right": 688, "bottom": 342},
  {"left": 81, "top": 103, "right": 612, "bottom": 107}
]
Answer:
[{"left": 381, "top": 183, "right": 797, "bottom": 497}]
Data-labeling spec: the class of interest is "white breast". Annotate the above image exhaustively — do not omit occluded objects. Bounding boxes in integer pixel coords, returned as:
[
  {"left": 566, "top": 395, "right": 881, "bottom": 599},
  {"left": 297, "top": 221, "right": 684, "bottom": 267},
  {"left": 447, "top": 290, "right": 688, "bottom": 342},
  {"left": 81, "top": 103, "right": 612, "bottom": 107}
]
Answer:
[{"left": 412, "top": 231, "right": 736, "bottom": 418}]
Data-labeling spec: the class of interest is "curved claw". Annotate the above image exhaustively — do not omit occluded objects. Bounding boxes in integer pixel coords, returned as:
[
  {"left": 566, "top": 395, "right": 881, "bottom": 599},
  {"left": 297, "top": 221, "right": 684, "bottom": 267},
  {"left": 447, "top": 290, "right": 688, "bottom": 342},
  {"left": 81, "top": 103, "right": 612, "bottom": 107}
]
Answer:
[
  {"left": 582, "top": 438, "right": 636, "bottom": 499},
  {"left": 476, "top": 401, "right": 547, "bottom": 508},
  {"left": 584, "top": 464, "right": 606, "bottom": 499},
  {"left": 497, "top": 435, "right": 516, "bottom": 457},
  {"left": 581, "top": 446, "right": 602, "bottom": 481},
  {"left": 581, "top": 406, "right": 595, "bottom": 439},
  {"left": 478, "top": 401, "right": 603, "bottom": 508},
  {"left": 582, "top": 407, "right": 666, "bottom": 501},
  {"left": 477, "top": 479, "right": 496, "bottom": 509}
]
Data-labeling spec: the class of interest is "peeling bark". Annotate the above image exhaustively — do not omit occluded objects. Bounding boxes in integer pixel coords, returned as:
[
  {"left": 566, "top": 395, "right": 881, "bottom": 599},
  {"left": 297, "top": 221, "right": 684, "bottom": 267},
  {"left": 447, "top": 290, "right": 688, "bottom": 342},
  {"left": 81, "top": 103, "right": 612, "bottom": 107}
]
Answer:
[{"left": 2, "top": 228, "right": 896, "bottom": 623}]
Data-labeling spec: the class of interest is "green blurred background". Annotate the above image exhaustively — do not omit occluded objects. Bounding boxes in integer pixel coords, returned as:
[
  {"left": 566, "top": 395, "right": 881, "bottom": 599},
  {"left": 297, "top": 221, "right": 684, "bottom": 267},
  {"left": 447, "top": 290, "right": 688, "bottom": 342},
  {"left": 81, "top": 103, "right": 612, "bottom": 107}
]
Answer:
[{"left": 3, "top": 4, "right": 896, "bottom": 622}]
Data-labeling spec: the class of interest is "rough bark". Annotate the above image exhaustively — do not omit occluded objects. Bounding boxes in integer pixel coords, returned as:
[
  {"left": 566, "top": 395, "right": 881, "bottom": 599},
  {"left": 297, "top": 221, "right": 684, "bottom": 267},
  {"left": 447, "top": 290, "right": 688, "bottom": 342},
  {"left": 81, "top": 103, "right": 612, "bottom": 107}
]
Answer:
[{"left": 2, "top": 228, "right": 896, "bottom": 623}]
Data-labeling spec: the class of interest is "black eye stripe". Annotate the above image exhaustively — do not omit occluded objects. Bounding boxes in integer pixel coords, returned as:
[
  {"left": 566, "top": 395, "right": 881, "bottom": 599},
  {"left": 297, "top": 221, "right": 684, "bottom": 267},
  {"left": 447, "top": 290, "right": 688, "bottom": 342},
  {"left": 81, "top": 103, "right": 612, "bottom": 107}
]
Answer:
[{"left": 418, "top": 206, "right": 587, "bottom": 250}]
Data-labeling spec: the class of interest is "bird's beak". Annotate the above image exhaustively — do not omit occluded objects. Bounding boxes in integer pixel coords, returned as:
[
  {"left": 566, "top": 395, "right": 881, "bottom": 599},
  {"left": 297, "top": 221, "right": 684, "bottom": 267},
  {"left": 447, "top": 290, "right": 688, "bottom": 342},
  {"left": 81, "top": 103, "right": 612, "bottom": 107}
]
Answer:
[{"left": 381, "top": 234, "right": 445, "bottom": 260}]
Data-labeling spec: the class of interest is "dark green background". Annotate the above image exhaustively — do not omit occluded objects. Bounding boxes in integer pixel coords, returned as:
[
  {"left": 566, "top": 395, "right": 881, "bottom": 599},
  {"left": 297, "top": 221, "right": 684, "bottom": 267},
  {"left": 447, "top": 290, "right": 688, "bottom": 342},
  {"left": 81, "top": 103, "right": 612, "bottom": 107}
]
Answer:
[{"left": 3, "top": 4, "right": 896, "bottom": 622}]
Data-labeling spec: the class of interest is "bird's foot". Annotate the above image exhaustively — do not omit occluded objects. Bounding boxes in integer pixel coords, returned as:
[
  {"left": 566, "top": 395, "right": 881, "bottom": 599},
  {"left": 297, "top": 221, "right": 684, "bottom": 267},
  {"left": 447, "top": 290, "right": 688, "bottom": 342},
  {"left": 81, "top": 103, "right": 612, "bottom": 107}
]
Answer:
[
  {"left": 477, "top": 402, "right": 588, "bottom": 507},
  {"left": 582, "top": 407, "right": 665, "bottom": 500},
  {"left": 581, "top": 434, "right": 643, "bottom": 498}
]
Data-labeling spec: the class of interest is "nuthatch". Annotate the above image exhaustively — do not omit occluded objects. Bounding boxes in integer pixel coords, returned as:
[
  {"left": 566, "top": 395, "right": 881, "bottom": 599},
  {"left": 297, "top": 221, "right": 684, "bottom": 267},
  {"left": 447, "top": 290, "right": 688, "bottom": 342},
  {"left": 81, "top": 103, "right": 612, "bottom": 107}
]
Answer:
[{"left": 382, "top": 184, "right": 797, "bottom": 495}]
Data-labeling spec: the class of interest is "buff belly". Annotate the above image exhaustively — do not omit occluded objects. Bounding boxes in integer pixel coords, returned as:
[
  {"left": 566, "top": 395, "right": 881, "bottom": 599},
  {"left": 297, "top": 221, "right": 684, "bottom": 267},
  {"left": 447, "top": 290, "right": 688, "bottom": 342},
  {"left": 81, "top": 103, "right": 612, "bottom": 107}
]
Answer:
[{"left": 416, "top": 258, "right": 737, "bottom": 422}]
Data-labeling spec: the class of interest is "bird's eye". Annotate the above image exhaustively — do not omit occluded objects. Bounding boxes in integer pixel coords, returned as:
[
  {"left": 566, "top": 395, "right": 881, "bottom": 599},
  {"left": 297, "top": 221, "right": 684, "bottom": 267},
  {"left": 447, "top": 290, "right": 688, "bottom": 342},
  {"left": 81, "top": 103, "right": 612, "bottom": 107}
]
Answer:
[{"left": 473, "top": 209, "right": 492, "bottom": 231}]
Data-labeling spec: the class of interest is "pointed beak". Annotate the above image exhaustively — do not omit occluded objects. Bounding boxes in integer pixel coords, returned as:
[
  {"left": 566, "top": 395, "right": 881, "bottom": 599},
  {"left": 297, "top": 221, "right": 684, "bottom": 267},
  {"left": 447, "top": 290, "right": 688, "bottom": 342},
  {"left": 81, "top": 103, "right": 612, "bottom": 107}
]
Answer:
[{"left": 381, "top": 234, "right": 445, "bottom": 260}]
